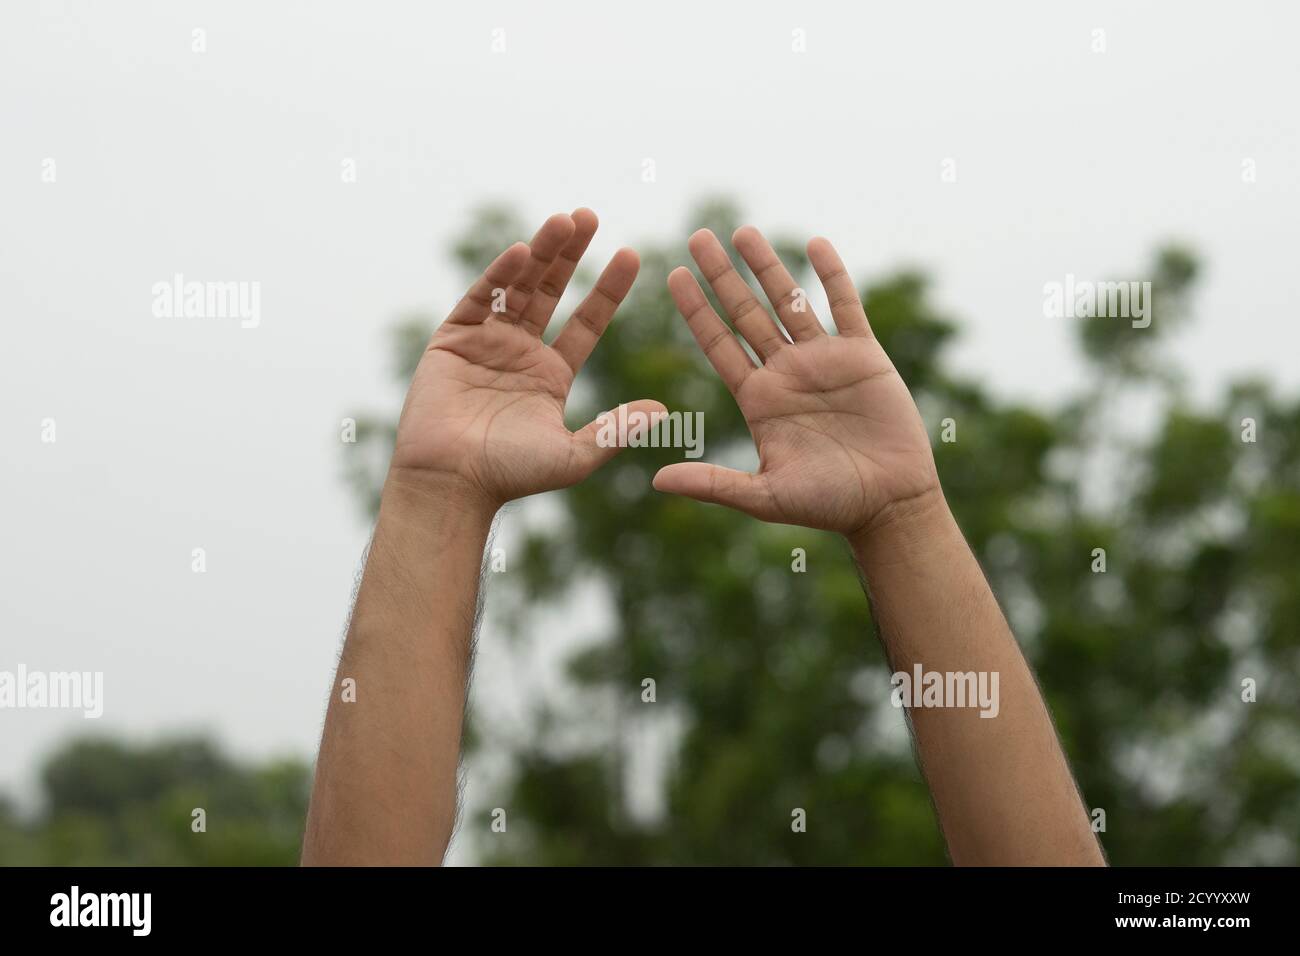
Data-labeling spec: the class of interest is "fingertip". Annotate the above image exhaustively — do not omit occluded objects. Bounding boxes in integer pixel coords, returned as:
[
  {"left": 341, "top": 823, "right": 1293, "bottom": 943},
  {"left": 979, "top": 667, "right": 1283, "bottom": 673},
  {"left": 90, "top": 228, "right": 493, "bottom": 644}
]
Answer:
[
  {"left": 687, "top": 228, "right": 717, "bottom": 252},
  {"left": 541, "top": 211, "right": 577, "bottom": 239},
  {"left": 807, "top": 235, "right": 834, "bottom": 257},
  {"left": 602, "top": 249, "right": 641, "bottom": 298},
  {"left": 620, "top": 399, "right": 669, "bottom": 443},
  {"left": 498, "top": 241, "right": 531, "bottom": 267},
  {"left": 667, "top": 266, "right": 696, "bottom": 292},
  {"left": 613, "top": 246, "right": 640, "bottom": 270},
  {"left": 651, "top": 464, "right": 675, "bottom": 493},
  {"left": 732, "top": 225, "right": 761, "bottom": 247},
  {"left": 571, "top": 207, "right": 599, "bottom": 233},
  {"left": 652, "top": 461, "right": 700, "bottom": 497}
]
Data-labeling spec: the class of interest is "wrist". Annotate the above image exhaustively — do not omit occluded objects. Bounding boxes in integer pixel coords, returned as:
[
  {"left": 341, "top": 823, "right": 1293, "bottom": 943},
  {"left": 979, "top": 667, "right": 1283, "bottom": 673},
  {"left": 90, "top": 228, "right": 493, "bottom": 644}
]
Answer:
[
  {"left": 846, "top": 485, "right": 953, "bottom": 561},
  {"left": 380, "top": 466, "right": 500, "bottom": 531}
]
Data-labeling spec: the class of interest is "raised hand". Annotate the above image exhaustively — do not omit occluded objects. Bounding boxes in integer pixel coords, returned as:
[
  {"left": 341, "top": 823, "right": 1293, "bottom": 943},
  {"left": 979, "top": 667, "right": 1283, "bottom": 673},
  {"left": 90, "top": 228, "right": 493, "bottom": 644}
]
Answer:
[
  {"left": 654, "top": 227, "right": 940, "bottom": 539},
  {"left": 391, "top": 209, "right": 664, "bottom": 507}
]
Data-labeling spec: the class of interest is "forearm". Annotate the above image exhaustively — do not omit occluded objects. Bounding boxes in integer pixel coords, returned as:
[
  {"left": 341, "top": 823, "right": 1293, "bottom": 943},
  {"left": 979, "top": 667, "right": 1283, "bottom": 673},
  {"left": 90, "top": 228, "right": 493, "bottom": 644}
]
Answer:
[
  {"left": 851, "top": 491, "right": 1105, "bottom": 866},
  {"left": 302, "top": 470, "right": 497, "bottom": 865}
]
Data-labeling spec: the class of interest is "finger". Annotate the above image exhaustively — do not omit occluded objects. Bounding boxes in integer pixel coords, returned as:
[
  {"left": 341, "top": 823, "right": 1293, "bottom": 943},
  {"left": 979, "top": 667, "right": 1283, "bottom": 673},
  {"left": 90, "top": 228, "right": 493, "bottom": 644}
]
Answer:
[
  {"left": 519, "top": 207, "right": 599, "bottom": 335},
  {"left": 551, "top": 247, "right": 640, "bottom": 375},
  {"left": 568, "top": 398, "right": 669, "bottom": 482},
  {"left": 807, "top": 237, "right": 872, "bottom": 337},
  {"left": 687, "top": 229, "right": 789, "bottom": 360},
  {"left": 444, "top": 242, "right": 531, "bottom": 325},
  {"left": 732, "top": 226, "right": 825, "bottom": 341},
  {"left": 497, "top": 213, "right": 577, "bottom": 326},
  {"left": 652, "top": 462, "right": 776, "bottom": 521},
  {"left": 667, "top": 266, "right": 756, "bottom": 393}
]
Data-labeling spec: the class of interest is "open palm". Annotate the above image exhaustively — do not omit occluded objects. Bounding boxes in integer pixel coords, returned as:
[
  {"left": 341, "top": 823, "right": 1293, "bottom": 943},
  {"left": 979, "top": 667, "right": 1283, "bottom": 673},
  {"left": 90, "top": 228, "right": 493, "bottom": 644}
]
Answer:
[
  {"left": 654, "top": 228, "right": 939, "bottom": 538},
  {"left": 391, "top": 210, "right": 662, "bottom": 506}
]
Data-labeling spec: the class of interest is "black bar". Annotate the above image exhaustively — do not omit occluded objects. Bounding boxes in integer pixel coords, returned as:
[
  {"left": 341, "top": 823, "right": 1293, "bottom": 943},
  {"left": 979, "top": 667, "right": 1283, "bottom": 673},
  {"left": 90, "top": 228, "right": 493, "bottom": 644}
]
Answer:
[{"left": 0, "top": 866, "right": 1280, "bottom": 941}]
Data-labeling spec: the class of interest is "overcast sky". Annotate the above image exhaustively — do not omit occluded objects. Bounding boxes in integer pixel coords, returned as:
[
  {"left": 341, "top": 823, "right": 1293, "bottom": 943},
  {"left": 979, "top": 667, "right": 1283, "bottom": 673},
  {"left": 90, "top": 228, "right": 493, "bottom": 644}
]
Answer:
[{"left": 2, "top": 0, "right": 1298, "bottom": 848}]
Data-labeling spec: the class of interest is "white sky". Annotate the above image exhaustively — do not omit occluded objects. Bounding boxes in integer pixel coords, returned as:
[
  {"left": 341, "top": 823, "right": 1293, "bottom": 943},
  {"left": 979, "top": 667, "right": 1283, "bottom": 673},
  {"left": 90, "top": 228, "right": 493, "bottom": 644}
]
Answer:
[{"left": 2, "top": 0, "right": 1298, "bottom": 834}]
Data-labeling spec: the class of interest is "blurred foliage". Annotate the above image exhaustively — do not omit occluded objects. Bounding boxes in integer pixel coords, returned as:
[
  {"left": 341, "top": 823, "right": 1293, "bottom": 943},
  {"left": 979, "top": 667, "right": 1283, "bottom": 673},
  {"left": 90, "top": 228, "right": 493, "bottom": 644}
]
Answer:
[
  {"left": 3, "top": 201, "right": 1295, "bottom": 866},
  {"left": 0, "top": 738, "right": 309, "bottom": 865}
]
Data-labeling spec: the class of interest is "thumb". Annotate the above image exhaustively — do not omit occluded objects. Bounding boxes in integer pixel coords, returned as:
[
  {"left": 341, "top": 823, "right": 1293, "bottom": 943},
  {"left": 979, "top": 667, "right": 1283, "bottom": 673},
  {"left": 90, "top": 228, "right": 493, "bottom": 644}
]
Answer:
[
  {"left": 569, "top": 399, "right": 668, "bottom": 480},
  {"left": 652, "top": 462, "right": 774, "bottom": 520}
]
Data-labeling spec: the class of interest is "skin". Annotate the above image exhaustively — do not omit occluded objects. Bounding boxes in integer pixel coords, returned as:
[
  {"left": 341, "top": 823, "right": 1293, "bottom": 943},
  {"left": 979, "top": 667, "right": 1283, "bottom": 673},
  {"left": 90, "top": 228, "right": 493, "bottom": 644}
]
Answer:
[{"left": 302, "top": 212, "right": 1105, "bottom": 866}]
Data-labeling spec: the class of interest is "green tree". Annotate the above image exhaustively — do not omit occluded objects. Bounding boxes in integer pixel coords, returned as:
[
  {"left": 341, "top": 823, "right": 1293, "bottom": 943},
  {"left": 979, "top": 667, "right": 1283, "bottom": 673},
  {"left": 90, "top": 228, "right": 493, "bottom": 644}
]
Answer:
[{"left": 0, "top": 737, "right": 309, "bottom": 865}]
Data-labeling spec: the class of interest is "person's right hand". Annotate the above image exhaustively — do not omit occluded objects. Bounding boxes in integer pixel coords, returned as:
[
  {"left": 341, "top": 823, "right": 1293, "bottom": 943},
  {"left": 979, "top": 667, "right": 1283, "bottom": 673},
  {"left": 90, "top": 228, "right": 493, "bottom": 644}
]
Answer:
[{"left": 654, "top": 227, "right": 941, "bottom": 540}]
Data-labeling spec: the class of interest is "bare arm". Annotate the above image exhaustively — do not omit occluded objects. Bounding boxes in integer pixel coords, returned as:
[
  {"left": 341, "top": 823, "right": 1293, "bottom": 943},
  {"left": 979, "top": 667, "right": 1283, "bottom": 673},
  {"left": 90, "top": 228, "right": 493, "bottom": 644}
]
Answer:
[
  {"left": 301, "top": 473, "right": 495, "bottom": 865},
  {"left": 302, "top": 209, "right": 660, "bottom": 865},
  {"left": 656, "top": 227, "right": 1104, "bottom": 866},
  {"left": 849, "top": 496, "right": 1105, "bottom": 864}
]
